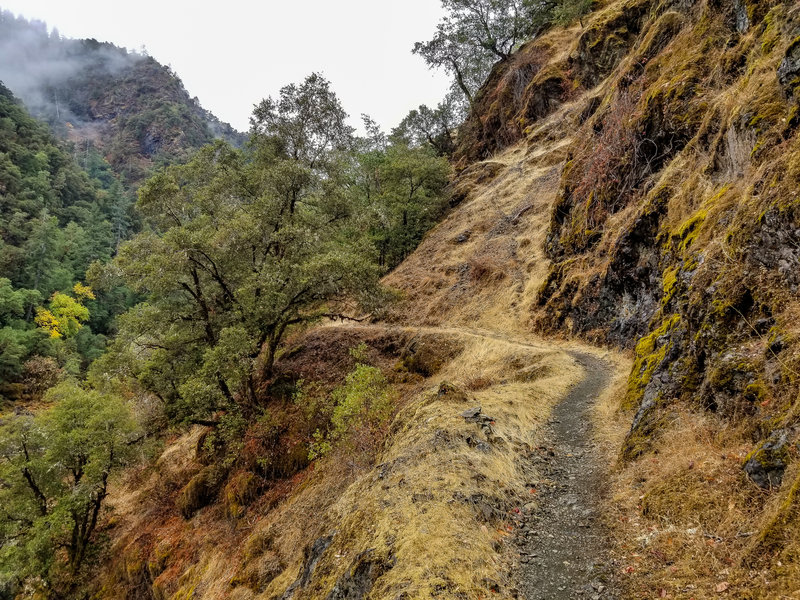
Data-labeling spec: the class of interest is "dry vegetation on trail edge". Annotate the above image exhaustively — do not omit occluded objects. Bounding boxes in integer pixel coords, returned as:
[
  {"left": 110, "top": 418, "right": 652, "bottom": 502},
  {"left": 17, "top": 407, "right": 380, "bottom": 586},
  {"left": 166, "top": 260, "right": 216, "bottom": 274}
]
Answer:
[
  {"left": 97, "top": 0, "right": 800, "bottom": 595},
  {"left": 101, "top": 324, "right": 622, "bottom": 599}
]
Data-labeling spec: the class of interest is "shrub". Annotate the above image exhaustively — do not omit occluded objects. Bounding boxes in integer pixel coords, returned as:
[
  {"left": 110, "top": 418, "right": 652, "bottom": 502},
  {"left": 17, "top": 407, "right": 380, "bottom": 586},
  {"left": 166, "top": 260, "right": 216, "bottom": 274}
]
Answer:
[
  {"left": 553, "top": 84, "right": 645, "bottom": 253},
  {"left": 309, "top": 345, "right": 395, "bottom": 460},
  {"left": 468, "top": 256, "right": 507, "bottom": 283},
  {"left": 21, "top": 355, "right": 65, "bottom": 400},
  {"left": 177, "top": 465, "right": 226, "bottom": 519},
  {"left": 570, "top": 86, "right": 644, "bottom": 216},
  {"left": 0, "top": 381, "right": 137, "bottom": 592}
]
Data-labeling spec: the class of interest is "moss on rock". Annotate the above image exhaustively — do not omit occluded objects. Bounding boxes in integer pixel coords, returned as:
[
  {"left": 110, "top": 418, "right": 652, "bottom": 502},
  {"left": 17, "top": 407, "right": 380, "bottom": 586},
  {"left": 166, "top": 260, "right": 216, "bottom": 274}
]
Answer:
[
  {"left": 624, "top": 313, "right": 681, "bottom": 410},
  {"left": 743, "top": 429, "right": 793, "bottom": 488},
  {"left": 177, "top": 465, "right": 227, "bottom": 519}
]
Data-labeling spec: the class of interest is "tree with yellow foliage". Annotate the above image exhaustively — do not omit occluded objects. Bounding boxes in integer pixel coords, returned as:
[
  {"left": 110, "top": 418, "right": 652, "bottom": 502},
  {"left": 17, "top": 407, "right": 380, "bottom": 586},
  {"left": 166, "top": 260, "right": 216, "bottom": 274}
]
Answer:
[{"left": 35, "top": 283, "right": 95, "bottom": 339}]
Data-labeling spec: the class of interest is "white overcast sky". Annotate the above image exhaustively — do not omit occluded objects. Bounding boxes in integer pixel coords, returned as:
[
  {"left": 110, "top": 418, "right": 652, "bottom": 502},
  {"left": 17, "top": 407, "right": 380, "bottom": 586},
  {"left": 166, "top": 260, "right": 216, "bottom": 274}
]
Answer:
[{"left": 1, "top": 0, "right": 452, "bottom": 133}]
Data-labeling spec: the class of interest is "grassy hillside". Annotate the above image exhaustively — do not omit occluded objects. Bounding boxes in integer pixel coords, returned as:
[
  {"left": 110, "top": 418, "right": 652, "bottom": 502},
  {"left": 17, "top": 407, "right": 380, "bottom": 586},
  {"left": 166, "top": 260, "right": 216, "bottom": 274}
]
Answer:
[
  {"left": 446, "top": 0, "right": 800, "bottom": 595},
  {"left": 95, "top": 327, "right": 626, "bottom": 600}
]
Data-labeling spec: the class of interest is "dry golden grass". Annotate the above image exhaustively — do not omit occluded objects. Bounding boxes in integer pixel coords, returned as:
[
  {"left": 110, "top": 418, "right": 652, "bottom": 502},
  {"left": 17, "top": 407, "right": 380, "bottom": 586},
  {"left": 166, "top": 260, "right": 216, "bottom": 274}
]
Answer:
[
  {"left": 384, "top": 134, "right": 571, "bottom": 337},
  {"left": 98, "top": 319, "right": 629, "bottom": 599},
  {"left": 248, "top": 330, "right": 586, "bottom": 599},
  {"left": 594, "top": 400, "right": 800, "bottom": 599}
]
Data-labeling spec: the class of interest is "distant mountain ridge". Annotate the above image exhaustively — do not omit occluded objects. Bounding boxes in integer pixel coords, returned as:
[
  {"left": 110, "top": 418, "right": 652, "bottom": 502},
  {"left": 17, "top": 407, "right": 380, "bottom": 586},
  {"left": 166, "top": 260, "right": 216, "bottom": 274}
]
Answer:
[{"left": 0, "top": 10, "right": 245, "bottom": 186}]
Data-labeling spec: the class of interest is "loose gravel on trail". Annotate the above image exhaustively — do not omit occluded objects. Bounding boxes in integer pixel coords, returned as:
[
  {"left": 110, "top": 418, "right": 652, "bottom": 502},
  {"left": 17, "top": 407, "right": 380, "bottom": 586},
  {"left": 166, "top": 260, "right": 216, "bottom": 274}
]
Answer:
[{"left": 515, "top": 351, "right": 619, "bottom": 600}]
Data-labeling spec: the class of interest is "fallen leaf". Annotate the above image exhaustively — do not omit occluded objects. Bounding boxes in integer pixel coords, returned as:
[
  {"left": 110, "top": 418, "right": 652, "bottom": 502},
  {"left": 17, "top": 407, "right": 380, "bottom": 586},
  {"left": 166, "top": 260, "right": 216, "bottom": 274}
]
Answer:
[{"left": 715, "top": 582, "right": 729, "bottom": 593}]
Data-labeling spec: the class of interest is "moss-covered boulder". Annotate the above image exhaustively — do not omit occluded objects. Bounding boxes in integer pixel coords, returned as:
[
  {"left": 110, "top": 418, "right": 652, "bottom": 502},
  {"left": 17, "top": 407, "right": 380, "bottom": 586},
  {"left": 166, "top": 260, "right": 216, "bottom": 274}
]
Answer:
[
  {"left": 177, "top": 465, "right": 227, "bottom": 519},
  {"left": 223, "top": 470, "right": 260, "bottom": 520},
  {"left": 570, "top": 0, "right": 652, "bottom": 87},
  {"left": 743, "top": 429, "right": 793, "bottom": 489}
]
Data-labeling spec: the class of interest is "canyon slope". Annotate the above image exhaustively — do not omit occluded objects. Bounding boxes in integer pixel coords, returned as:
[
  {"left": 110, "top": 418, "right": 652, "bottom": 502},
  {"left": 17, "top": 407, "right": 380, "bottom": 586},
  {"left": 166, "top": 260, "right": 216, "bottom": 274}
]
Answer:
[
  {"left": 93, "top": 0, "right": 800, "bottom": 597},
  {"left": 0, "top": 10, "right": 244, "bottom": 187}
]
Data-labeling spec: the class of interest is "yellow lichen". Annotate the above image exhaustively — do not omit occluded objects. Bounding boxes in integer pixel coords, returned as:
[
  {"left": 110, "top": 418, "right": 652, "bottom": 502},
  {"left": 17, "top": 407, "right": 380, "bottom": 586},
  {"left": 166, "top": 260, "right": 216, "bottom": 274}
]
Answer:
[{"left": 624, "top": 314, "right": 680, "bottom": 410}]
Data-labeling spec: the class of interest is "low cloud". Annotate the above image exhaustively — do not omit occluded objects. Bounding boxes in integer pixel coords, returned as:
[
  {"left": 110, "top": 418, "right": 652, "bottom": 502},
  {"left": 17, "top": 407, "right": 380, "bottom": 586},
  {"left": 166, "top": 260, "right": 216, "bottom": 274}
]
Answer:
[{"left": 0, "top": 9, "right": 143, "bottom": 126}]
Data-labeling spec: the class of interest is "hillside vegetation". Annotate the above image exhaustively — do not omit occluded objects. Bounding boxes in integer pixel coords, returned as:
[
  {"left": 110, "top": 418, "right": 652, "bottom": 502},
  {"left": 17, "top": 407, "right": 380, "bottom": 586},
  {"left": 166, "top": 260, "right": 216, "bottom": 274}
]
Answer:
[
  {"left": 443, "top": 0, "right": 800, "bottom": 595},
  {"left": 0, "top": 66, "right": 456, "bottom": 597},
  {"left": 2, "top": 0, "right": 800, "bottom": 598},
  {"left": 0, "top": 10, "right": 244, "bottom": 187},
  {"left": 0, "top": 82, "right": 134, "bottom": 401}
]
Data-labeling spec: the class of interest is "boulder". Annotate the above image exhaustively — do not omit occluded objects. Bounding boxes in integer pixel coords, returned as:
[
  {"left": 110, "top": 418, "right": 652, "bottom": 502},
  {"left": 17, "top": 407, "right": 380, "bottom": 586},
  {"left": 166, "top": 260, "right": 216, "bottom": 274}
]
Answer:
[
  {"left": 778, "top": 38, "right": 800, "bottom": 97},
  {"left": 743, "top": 429, "right": 792, "bottom": 489},
  {"left": 461, "top": 406, "right": 482, "bottom": 419}
]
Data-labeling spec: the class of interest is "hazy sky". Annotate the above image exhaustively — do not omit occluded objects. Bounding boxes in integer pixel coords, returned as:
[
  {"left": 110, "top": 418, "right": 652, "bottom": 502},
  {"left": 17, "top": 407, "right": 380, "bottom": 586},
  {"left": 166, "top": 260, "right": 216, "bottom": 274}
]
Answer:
[{"left": 1, "top": 0, "right": 452, "bottom": 133}]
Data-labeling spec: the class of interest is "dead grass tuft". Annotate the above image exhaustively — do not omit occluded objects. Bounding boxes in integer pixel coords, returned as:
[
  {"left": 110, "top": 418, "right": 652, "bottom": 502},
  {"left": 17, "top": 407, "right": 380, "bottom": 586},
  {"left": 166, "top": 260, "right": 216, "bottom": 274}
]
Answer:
[
  {"left": 599, "top": 403, "right": 800, "bottom": 598},
  {"left": 465, "top": 375, "right": 494, "bottom": 391},
  {"left": 467, "top": 255, "right": 508, "bottom": 283}
]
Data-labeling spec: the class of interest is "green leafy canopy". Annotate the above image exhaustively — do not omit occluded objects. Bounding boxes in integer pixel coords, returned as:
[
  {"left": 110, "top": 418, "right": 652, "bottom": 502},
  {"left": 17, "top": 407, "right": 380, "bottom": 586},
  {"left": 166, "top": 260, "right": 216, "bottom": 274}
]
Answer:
[{"left": 0, "top": 381, "right": 137, "bottom": 593}]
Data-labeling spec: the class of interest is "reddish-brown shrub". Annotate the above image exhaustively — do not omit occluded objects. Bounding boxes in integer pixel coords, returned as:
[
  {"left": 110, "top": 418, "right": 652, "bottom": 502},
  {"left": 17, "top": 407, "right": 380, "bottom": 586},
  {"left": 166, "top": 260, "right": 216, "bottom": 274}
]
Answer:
[
  {"left": 569, "top": 84, "right": 645, "bottom": 218},
  {"left": 22, "top": 355, "right": 65, "bottom": 401},
  {"left": 465, "top": 375, "right": 493, "bottom": 391},
  {"left": 468, "top": 256, "right": 507, "bottom": 283}
]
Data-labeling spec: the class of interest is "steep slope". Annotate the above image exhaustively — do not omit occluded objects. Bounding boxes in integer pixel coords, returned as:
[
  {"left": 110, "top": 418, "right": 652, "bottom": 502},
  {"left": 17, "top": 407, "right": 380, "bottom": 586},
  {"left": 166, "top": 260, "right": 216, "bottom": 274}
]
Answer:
[
  {"left": 443, "top": 0, "right": 800, "bottom": 595},
  {"left": 86, "top": 0, "right": 800, "bottom": 597},
  {"left": 384, "top": 106, "right": 574, "bottom": 335},
  {"left": 90, "top": 65, "right": 636, "bottom": 597},
  {"left": 0, "top": 10, "right": 244, "bottom": 187}
]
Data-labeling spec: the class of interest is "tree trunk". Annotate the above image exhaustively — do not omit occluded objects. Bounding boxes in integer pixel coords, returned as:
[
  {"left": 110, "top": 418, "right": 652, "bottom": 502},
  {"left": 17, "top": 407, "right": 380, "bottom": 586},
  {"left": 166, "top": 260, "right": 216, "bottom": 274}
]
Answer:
[{"left": 450, "top": 59, "right": 474, "bottom": 107}]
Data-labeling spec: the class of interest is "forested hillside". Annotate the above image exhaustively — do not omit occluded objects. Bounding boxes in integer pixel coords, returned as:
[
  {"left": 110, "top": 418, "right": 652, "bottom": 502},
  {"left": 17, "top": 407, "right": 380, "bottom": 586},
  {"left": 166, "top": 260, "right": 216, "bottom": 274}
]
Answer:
[
  {"left": 0, "top": 10, "right": 244, "bottom": 187},
  {"left": 0, "top": 67, "right": 453, "bottom": 598},
  {"left": 0, "top": 10, "right": 248, "bottom": 404},
  {"left": 0, "top": 82, "right": 132, "bottom": 401}
]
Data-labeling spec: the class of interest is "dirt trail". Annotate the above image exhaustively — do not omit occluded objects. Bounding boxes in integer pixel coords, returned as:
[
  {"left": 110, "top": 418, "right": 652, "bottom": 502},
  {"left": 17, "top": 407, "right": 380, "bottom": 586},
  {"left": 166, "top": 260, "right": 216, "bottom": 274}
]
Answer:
[
  {"left": 516, "top": 351, "right": 618, "bottom": 600},
  {"left": 328, "top": 323, "right": 621, "bottom": 598}
]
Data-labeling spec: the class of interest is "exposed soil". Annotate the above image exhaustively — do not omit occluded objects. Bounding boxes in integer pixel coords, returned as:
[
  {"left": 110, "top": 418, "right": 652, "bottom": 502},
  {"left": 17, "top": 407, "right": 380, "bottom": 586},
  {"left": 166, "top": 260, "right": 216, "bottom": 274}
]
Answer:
[{"left": 516, "top": 351, "right": 618, "bottom": 600}]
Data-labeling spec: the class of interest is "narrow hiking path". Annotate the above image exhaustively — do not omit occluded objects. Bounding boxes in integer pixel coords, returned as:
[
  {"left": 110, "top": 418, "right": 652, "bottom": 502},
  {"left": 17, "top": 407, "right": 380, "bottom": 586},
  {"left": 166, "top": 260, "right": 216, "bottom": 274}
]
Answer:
[
  {"left": 516, "top": 351, "right": 618, "bottom": 600},
  {"left": 326, "top": 322, "right": 621, "bottom": 599}
]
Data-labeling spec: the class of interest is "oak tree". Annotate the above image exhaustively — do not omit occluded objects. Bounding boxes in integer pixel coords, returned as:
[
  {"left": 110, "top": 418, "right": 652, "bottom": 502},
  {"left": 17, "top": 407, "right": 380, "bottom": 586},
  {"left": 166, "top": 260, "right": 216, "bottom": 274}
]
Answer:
[
  {"left": 104, "top": 139, "right": 380, "bottom": 422},
  {"left": 0, "top": 382, "right": 136, "bottom": 594}
]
